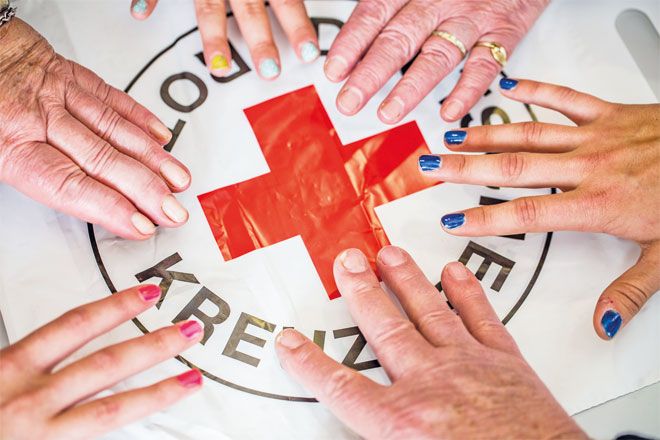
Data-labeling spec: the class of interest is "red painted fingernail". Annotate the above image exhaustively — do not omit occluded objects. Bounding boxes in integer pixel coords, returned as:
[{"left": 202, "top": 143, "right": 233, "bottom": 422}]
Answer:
[
  {"left": 177, "top": 369, "right": 203, "bottom": 388},
  {"left": 179, "top": 320, "right": 202, "bottom": 339},
  {"left": 138, "top": 284, "right": 161, "bottom": 302}
]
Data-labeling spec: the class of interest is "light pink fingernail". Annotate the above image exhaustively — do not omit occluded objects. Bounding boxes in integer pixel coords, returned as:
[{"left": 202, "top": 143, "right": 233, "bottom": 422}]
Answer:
[
  {"left": 131, "top": 212, "right": 156, "bottom": 236},
  {"left": 149, "top": 119, "right": 172, "bottom": 144},
  {"left": 160, "top": 161, "right": 191, "bottom": 189},
  {"left": 276, "top": 329, "right": 307, "bottom": 350},
  {"left": 179, "top": 320, "right": 202, "bottom": 339},
  {"left": 339, "top": 249, "right": 368, "bottom": 273},
  {"left": 337, "top": 87, "right": 363, "bottom": 114},
  {"left": 162, "top": 195, "right": 189, "bottom": 224},
  {"left": 379, "top": 97, "right": 404, "bottom": 122},
  {"left": 447, "top": 262, "right": 470, "bottom": 280},
  {"left": 379, "top": 246, "right": 406, "bottom": 267},
  {"left": 325, "top": 56, "right": 348, "bottom": 82},
  {"left": 442, "top": 100, "right": 463, "bottom": 121},
  {"left": 177, "top": 369, "right": 203, "bottom": 388}
]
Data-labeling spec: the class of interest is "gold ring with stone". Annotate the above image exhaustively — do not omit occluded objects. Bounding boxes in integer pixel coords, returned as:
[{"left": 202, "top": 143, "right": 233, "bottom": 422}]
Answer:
[
  {"left": 475, "top": 41, "right": 508, "bottom": 67},
  {"left": 431, "top": 30, "right": 467, "bottom": 58}
]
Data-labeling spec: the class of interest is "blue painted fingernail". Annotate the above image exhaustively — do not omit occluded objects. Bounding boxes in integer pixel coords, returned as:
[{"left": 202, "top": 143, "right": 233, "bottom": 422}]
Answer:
[
  {"left": 419, "top": 155, "right": 441, "bottom": 172},
  {"left": 601, "top": 310, "right": 622, "bottom": 339},
  {"left": 500, "top": 78, "right": 519, "bottom": 90},
  {"left": 445, "top": 130, "right": 467, "bottom": 145},
  {"left": 132, "top": 0, "right": 148, "bottom": 14},
  {"left": 441, "top": 213, "right": 465, "bottom": 230},
  {"left": 259, "top": 58, "right": 280, "bottom": 79},
  {"left": 300, "top": 42, "right": 320, "bottom": 63}
]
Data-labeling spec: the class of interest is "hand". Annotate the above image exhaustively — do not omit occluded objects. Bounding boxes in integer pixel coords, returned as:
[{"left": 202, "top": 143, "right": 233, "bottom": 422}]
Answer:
[
  {"left": 0, "top": 285, "right": 204, "bottom": 440},
  {"left": 0, "top": 19, "right": 191, "bottom": 240},
  {"left": 325, "top": 0, "right": 548, "bottom": 124},
  {"left": 131, "top": 0, "right": 319, "bottom": 79},
  {"left": 419, "top": 79, "right": 660, "bottom": 340},
  {"left": 276, "top": 247, "right": 585, "bottom": 439}
]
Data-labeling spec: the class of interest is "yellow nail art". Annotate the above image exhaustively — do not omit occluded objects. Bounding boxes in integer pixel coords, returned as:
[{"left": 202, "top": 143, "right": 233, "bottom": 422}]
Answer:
[{"left": 211, "top": 54, "right": 229, "bottom": 71}]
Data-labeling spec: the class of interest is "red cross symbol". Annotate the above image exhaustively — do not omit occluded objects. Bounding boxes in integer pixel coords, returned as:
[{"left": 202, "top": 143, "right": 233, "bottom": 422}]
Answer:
[{"left": 198, "top": 85, "right": 437, "bottom": 300}]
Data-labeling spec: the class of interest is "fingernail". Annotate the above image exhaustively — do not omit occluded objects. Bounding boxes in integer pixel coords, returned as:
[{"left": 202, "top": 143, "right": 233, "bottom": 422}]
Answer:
[
  {"left": 446, "top": 262, "right": 469, "bottom": 280},
  {"left": 444, "top": 130, "right": 467, "bottom": 145},
  {"left": 500, "top": 78, "right": 519, "bottom": 90},
  {"left": 131, "top": 212, "right": 156, "bottom": 236},
  {"left": 210, "top": 53, "right": 230, "bottom": 72},
  {"left": 379, "top": 246, "right": 406, "bottom": 267},
  {"left": 379, "top": 97, "right": 404, "bottom": 122},
  {"left": 419, "top": 155, "right": 442, "bottom": 172},
  {"left": 337, "top": 87, "right": 363, "bottom": 114},
  {"left": 138, "top": 284, "right": 161, "bottom": 302},
  {"left": 160, "top": 161, "right": 191, "bottom": 189},
  {"left": 441, "top": 213, "right": 466, "bottom": 230},
  {"left": 177, "top": 369, "right": 203, "bottom": 388},
  {"left": 300, "top": 41, "right": 320, "bottom": 63},
  {"left": 132, "top": 0, "right": 148, "bottom": 14},
  {"left": 276, "top": 328, "right": 307, "bottom": 350},
  {"left": 162, "top": 195, "right": 189, "bottom": 224},
  {"left": 179, "top": 320, "right": 202, "bottom": 339},
  {"left": 443, "top": 100, "right": 463, "bottom": 120},
  {"left": 259, "top": 58, "right": 280, "bottom": 79},
  {"left": 339, "top": 248, "right": 368, "bottom": 273},
  {"left": 324, "top": 56, "right": 348, "bottom": 82},
  {"left": 149, "top": 120, "right": 172, "bottom": 144},
  {"left": 601, "top": 310, "right": 622, "bottom": 339}
]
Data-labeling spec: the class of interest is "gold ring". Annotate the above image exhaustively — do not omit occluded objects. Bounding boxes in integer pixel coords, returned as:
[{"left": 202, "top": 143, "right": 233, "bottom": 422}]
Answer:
[
  {"left": 475, "top": 41, "right": 508, "bottom": 67},
  {"left": 431, "top": 30, "right": 467, "bottom": 58}
]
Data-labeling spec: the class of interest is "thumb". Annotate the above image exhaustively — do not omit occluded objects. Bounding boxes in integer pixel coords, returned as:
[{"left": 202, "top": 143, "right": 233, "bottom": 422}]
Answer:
[
  {"left": 593, "top": 242, "right": 660, "bottom": 340},
  {"left": 131, "top": 0, "right": 158, "bottom": 20}
]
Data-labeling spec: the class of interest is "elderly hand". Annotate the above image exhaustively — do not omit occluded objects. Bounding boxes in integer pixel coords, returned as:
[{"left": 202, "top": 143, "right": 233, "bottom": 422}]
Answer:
[
  {"left": 276, "top": 247, "right": 585, "bottom": 439},
  {"left": 325, "top": 0, "right": 548, "bottom": 124},
  {"left": 0, "top": 19, "right": 191, "bottom": 240},
  {"left": 0, "top": 285, "right": 203, "bottom": 440},
  {"left": 420, "top": 79, "right": 660, "bottom": 340},
  {"left": 131, "top": 0, "right": 319, "bottom": 79}
]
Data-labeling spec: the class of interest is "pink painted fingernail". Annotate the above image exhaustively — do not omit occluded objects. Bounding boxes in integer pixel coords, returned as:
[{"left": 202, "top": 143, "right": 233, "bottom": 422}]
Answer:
[
  {"left": 324, "top": 56, "right": 348, "bottom": 82},
  {"left": 177, "top": 369, "right": 203, "bottom": 388},
  {"left": 337, "top": 87, "right": 363, "bottom": 114},
  {"left": 442, "top": 100, "right": 463, "bottom": 121},
  {"left": 339, "top": 248, "right": 368, "bottom": 273},
  {"left": 447, "top": 262, "right": 470, "bottom": 280},
  {"left": 379, "top": 97, "right": 404, "bottom": 123},
  {"left": 179, "top": 320, "right": 202, "bottom": 339},
  {"left": 379, "top": 246, "right": 406, "bottom": 267},
  {"left": 276, "top": 329, "right": 307, "bottom": 349},
  {"left": 138, "top": 284, "right": 161, "bottom": 302}
]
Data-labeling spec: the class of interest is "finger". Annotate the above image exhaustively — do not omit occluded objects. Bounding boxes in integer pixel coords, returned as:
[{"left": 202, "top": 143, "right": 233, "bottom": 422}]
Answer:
[
  {"left": 194, "top": 0, "right": 232, "bottom": 77},
  {"left": 2, "top": 285, "right": 161, "bottom": 372},
  {"left": 442, "top": 123, "right": 586, "bottom": 154},
  {"left": 275, "top": 329, "right": 384, "bottom": 439},
  {"left": 378, "top": 19, "right": 479, "bottom": 124},
  {"left": 324, "top": 0, "right": 407, "bottom": 82},
  {"left": 46, "top": 321, "right": 203, "bottom": 409},
  {"left": 593, "top": 243, "right": 660, "bottom": 340},
  {"left": 270, "top": 0, "right": 320, "bottom": 63},
  {"left": 335, "top": 3, "right": 439, "bottom": 116},
  {"left": 497, "top": 79, "right": 609, "bottom": 125},
  {"left": 65, "top": 86, "right": 191, "bottom": 191},
  {"left": 419, "top": 152, "right": 582, "bottom": 189},
  {"left": 48, "top": 111, "right": 189, "bottom": 227},
  {"left": 376, "top": 246, "right": 472, "bottom": 347},
  {"left": 437, "top": 191, "right": 602, "bottom": 237},
  {"left": 333, "top": 249, "right": 432, "bottom": 379},
  {"left": 230, "top": 0, "right": 281, "bottom": 80},
  {"left": 0, "top": 141, "right": 155, "bottom": 239},
  {"left": 130, "top": 0, "right": 158, "bottom": 20},
  {"left": 441, "top": 262, "right": 521, "bottom": 356},
  {"left": 50, "top": 370, "right": 202, "bottom": 440},
  {"left": 71, "top": 63, "right": 172, "bottom": 145}
]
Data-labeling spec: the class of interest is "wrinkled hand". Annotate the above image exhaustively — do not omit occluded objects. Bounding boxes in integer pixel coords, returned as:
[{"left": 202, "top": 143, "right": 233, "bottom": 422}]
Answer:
[
  {"left": 0, "top": 285, "right": 203, "bottom": 440},
  {"left": 421, "top": 78, "right": 660, "bottom": 340},
  {"left": 325, "top": 0, "right": 548, "bottom": 124},
  {"left": 276, "top": 247, "right": 585, "bottom": 439},
  {"left": 0, "top": 19, "right": 191, "bottom": 239},
  {"left": 131, "top": 0, "right": 319, "bottom": 79}
]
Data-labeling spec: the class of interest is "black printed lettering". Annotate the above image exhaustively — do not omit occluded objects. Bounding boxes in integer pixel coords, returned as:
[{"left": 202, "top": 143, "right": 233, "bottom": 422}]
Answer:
[
  {"left": 222, "top": 312, "right": 276, "bottom": 367},
  {"left": 173, "top": 286, "right": 231, "bottom": 345}
]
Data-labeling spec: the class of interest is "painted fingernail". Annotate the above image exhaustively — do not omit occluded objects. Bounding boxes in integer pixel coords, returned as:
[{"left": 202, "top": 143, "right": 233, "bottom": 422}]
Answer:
[
  {"left": 339, "top": 248, "right": 368, "bottom": 273},
  {"left": 500, "top": 78, "right": 519, "bottom": 90},
  {"left": 419, "top": 155, "right": 441, "bottom": 172},
  {"left": 276, "top": 328, "right": 307, "bottom": 350},
  {"left": 446, "top": 262, "right": 470, "bottom": 280},
  {"left": 379, "top": 246, "right": 406, "bottom": 267},
  {"left": 177, "top": 369, "right": 203, "bottom": 388},
  {"left": 259, "top": 58, "right": 280, "bottom": 79},
  {"left": 149, "top": 120, "right": 172, "bottom": 144},
  {"left": 324, "top": 56, "right": 348, "bottom": 82},
  {"left": 210, "top": 53, "right": 229, "bottom": 72},
  {"left": 179, "top": 320, "right": 202, "bottom": 339},
  {"left": 601, "top": 310, "right": 622, "bottom": 339},
  {"left": 160, "top": 161, "right": 191, "bottom": 189},
  {"left": 445, "top": 130, "right": 467, "bottom": 145},
  {"left": 443, "top": 100, "right": 463, "bottom": 120},
  {"left": 132, "top": 0, "right": 148, "bottom": 14},
  {"left": 162, "top": 195, "right": 189, "bottom": 224},
  {"left": 300, "top": 41, "right": 320, "bottom": 63},
  {"left": 337, "top": 87, "right": 363, "bottom": 114},
  {"left": 138, "top": 284, "right": 161, "bottom": 302},
  {"left": 379, "top": 97, "right": 404, "bottom": 123},
  {"left": 441, "top": 213, "right": 466, "bottom": 230},
  {"left": 131, "top": 212, "right": 156, "bottom": 236}
]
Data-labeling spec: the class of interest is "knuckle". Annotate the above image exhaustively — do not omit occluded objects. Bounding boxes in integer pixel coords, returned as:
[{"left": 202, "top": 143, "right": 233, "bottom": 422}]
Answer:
[
  {"left": 241, "top": 0, "right": 266, "bottom": 17},
  {"left": 348, "top": 279, "right": 381, "bottom": 297},
  {"left": 520, "top": 122, "right": 544, "bottom": 145},
  {"left": 196, "top": 0, "right": 224, "bottom": 14},
  {"left": 377, "top": 26, "right": 418, "bottom": 61},
  {"left": 610, "top": 282, "right": 649, "bottom": 315},
  {"left": 358, "top": 0, "right": 396, "bottom": 28},
  {"left": 87, "top": 349, "right": 119, "bottom": 371},
  {"left": 498, "top": 153, "right": 526, "bottom": 182},
  {"left": 453, "top": 153, "right": 469, "bottom": 177},
  {"left": 416, "top": 310, "right": 458, "bottom": 335},
  {"left": 324, "top": 368, "right": 359, "bottom": 402},
  {"left": 86, "top": 140, "right": 119, "bottom": 177},
  {"left": 94, "top": 106, "right": 122, "bottom": 140},
  {"left": 93, "top": 80, "right": 113, "bottom": 103},
  {"left": 419, "top": 41, "right": 455, "bottom": 69},
  {"left": 150, "top": 329, "right": 175, "bottom": 354},
  {"left": 92, "top": 398, "right": 122, "bottom": 425},
  {"left": 372, "top": 318, "right": 415, "bottom": 347},
  {"left": 513, "top": 197, "right": 539, "bottom": 227},
  {"left": 59, "top": 306, "right": 94, "bottom": 334}
]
